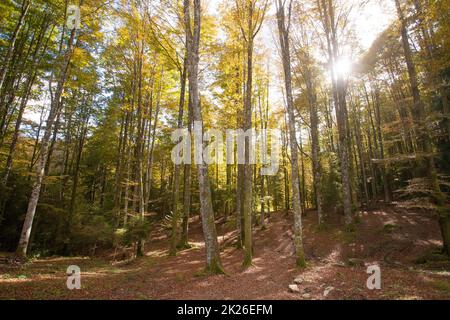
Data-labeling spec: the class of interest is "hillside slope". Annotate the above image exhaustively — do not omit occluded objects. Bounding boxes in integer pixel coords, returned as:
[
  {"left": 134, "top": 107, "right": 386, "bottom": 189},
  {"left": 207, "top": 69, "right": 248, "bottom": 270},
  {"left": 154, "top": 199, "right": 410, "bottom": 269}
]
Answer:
[{"left": 1, "top": 203, "right": 449, "bottom": 300}]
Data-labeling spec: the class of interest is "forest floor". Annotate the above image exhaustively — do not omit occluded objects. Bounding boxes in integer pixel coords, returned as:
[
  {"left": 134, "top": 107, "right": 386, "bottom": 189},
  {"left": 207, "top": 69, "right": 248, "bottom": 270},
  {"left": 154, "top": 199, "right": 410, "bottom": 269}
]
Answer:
[{"left": 1, "top": 202, "right": 450, "bottom": 300}]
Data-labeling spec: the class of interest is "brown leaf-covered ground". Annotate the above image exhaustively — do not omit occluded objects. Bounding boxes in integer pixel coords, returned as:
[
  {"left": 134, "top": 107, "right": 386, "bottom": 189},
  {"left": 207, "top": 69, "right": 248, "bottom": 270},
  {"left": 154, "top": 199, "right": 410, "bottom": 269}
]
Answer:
[{"left": 1, "top": 203, "right": 450, "bottom": 300}]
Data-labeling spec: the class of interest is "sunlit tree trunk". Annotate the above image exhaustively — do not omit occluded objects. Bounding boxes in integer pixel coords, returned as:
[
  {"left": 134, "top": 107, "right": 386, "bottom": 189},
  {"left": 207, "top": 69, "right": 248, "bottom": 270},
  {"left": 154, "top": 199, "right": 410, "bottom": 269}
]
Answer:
[
  {"left": 276, "top": 0, "right": 306, "bottom": 268},
  {"left": 183, "top": 0, "right": 224, "bottom": 273},
  {"left": 318, "top": 0, "right": 353, "bottom": 224}
]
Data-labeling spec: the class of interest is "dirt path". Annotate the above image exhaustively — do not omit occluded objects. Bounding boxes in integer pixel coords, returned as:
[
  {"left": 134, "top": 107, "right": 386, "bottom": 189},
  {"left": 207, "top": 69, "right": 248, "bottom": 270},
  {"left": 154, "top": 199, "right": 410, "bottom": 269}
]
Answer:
[{"left": 1, "top": 204, "right": 449, "bottom": 300}]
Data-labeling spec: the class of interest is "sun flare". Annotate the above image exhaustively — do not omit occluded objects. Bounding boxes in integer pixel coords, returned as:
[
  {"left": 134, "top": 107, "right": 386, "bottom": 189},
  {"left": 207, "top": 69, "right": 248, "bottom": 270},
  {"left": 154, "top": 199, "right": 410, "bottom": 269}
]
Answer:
[{"left": 333, "top": 57, "right": 353, "bottom": 79}]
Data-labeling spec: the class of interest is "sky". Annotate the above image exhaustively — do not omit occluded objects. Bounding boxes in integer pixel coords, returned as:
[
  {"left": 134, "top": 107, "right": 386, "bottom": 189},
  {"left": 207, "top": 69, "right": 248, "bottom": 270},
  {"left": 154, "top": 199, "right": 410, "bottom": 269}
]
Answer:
[
  {"left": 205, "top": 0, "right": 397, "bottom": 116},
  {"left": 206, "top": 0, "right": 396, "bottom": 50},
  {"left": 350, "top": 0, "right": 396, "bottom": 50}
]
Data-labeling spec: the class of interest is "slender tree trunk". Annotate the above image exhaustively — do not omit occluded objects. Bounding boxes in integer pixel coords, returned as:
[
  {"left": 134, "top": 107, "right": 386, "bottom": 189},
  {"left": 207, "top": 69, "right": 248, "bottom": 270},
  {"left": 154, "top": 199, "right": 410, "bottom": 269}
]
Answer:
[
  {"left": 170, "top": 55, "right": 187, "bottom": 256},
  {"left": 352, "top": 102, "right": 369, "bottom": 206},
  {"left": 282, "top": 130, "right": 290, "bottom": 214},
  {"left": 236, "top": 163, "right": 244, "bottom": 248},
  {"left": 373, "top": 84, "right": 391, "bottom": 203},
  {"left": 307, "top": 74, "right": 323, "bottom": 224},
  {"left": 184, "top": 0, "right": 223, "bottom": 273},
  {"left": 145, "top": 69, "right": 162, "bottom": 211},
  {"left": 135, "top": 41, "right": 146, "bottom": 257},
  {"left": 318, "top": 0, "right": 352, "bottom": 224},
  {"left": 123, "top": 97, "right": 136, "bottom": 227},
  {"left": 179, "top": 162, "right": 191, "bottom": 248},
  {"left": 276, "top": 0, "right": 306, "bottom": 268},
  {"left": 237, "top": 0, "right": 268, "bottom": 267},
  {"left": 242, "top": 38, "right": 254, "bottom": 267},
  {"left": 298, "top": 126, "right": 306, "bottom": 212},
  {"left": 16, "top": 26, "right": 79, "bottom": 258},
  {"left": 2, "top": 21, "right": 53, "bottom": 185},
  {"left": 65, "top": 113, "right": 89, "bottom": 253},
  {"left": 113, "top": 109, "right": 125, "bottom": 226},
  {"left": 0, "top": 0, "right": 30, "bottom": 93},
  {"left": 258, "top": 92, "right": 266, "bottom": 228},
  {"left": 179, "top": 82, "right": 192, "bottom": 249},
  {"left": 0, "top": 21, "right": 33, "bottom": 140}
]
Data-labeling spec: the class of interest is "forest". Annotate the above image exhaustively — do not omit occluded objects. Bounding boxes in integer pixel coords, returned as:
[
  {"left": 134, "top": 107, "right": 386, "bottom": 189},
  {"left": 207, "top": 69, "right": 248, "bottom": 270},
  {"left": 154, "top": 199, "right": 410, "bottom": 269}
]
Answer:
[{"left": 0, "top": 0, "right": 449, "bottom": 300}]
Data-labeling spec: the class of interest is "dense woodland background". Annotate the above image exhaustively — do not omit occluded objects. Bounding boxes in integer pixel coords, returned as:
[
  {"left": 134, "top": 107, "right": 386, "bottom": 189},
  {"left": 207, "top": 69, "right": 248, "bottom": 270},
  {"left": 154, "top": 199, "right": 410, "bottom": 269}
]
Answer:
[{"left": 0, "top": 0, "right": 449, "bottom": 279}]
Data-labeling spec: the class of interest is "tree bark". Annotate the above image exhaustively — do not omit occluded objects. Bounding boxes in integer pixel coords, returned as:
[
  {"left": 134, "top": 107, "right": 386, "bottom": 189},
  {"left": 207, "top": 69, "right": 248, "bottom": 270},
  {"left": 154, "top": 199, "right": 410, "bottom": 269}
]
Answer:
[
  {"left": 183, "top": 0, "right": 224, "bottom": 273},
  {"left": 276, "top": 0, "right": 306, "bottom": 268},
  {"left": 170, "top": 53, "right": 187, "bottom": 255},
  {"left": 318, "top": 0, "right": 353, "bottom": 224},
  {"left": 307, "top": 74, "right": 323, "bottom": 224}
]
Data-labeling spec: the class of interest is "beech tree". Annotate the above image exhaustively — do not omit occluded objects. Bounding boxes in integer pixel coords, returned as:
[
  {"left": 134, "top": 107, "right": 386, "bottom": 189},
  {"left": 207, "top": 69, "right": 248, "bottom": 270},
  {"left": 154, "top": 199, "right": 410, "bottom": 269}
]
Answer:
[
  {"left": 0, "top": 0, "right": 448, "bottom": 269},
  {"left": 233, "top": 0, "right": 268, "bottom": 268},
  {"left": 183, "top": 0, "right": 224, "bottom": 273},
  {"left": 276, "top": 0, "right": 306, "bottom": 267},
  {"left": 16, "top": 0, "right": 84, "bottom": 257}
]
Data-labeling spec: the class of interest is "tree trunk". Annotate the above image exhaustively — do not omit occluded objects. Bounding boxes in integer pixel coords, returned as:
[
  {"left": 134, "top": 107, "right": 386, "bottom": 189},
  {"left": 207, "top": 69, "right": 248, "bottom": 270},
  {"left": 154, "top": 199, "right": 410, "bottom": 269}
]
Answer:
[
  {"left": 0, "top": 0, "right": 30, "bottom": 92},
  {"left": 170, "top": 54, "right": 187, "bottom": 256},
  {"left": 307, "top": 74, "right": 323, "bottom": 224},
  {"left": 2, "top": 21, "right": 53, "bottom": 185},
  {"left": 65, "top": 113, "right": 89, "bottom": 253},
  {"left": 135, "top": 41, "right": 146, "bottom": 257},
  {"left": 318, "top": 0, "right": 352, "bottom": 224},
  {"left": 179, "top": 78, "right": 193, "bottom": 249},
  {"left": 183, "top": 0, "right": 223, "bottom": 273},
  {"left": 16, "top": 26, "right": 79, "bottom": 258},
  {"left": 276, "top": 0, "right": 306, "bottom": 268},
  {"left": 242, "top": 38, "right": 254, "bottom": 268}
]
